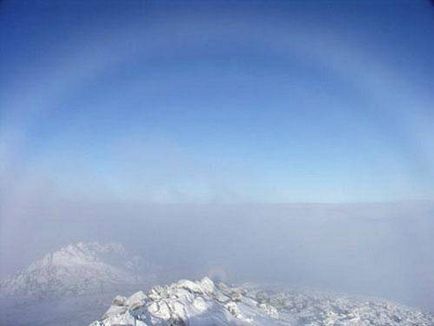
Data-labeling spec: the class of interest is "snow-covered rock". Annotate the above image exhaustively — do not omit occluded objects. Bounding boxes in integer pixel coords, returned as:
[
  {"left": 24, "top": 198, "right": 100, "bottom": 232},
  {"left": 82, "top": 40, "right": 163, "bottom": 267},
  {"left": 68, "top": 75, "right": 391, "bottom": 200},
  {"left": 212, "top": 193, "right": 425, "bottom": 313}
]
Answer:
[
  {"left": 0, "top": 242, "right": 159, "bottom": 326},
  {"left": 0, "top": 242, "right": 157, "bottom": 299},
  {"left": 90, "top": 277, "right": 434, "bottom": 326}
]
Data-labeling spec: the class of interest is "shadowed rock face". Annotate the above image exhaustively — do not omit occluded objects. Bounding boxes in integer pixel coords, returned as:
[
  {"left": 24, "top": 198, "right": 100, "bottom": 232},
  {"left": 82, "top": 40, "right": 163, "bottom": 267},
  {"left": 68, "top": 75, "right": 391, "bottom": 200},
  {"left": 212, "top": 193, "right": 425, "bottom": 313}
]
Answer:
[{"left": 91, "top": 277, "right": 434, "bottom": 326}]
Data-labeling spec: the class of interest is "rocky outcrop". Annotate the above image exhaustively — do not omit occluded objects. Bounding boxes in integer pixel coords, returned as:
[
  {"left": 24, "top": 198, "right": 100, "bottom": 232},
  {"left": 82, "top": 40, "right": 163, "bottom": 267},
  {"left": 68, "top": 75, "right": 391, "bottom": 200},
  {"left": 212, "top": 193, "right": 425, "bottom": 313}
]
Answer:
[
  {"left": 90, "top": 277, "right": 434, "bottom": 325},
  {"left": 90, "top": 277, "right": 274, "bottom": 325}
]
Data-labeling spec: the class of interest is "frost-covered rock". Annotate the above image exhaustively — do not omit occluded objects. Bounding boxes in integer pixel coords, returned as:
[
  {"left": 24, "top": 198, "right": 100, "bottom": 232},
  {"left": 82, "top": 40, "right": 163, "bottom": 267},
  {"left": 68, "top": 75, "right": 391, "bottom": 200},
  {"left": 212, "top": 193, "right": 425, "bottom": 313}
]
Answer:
[
  {"left": 126, "top": 291, "right": 147, "bottom": 310},
  {"left": 0, "top": 242, "right": 160, "bottom": 326},
  {"left": 0, "top": 242, "right": 158, "bottom": 299},
  {"left": 91, "top": 277, "right": 434, "bottom": 326}
]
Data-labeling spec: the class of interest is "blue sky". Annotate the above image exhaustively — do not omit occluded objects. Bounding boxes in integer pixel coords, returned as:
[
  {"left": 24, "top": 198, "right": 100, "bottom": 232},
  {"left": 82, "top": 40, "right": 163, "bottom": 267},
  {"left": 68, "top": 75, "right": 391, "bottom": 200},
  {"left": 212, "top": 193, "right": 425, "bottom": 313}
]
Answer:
[{"left": 1, "top": 0, "right": 434, "bottom": 203}]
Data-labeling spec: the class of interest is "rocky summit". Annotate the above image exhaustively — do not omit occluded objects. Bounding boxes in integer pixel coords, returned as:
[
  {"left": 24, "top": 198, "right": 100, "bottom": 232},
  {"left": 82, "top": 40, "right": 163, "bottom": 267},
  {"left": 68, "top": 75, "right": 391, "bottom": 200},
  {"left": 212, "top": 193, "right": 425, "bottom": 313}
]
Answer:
[{"left": 90, "top": 277, "right": 434, "bottom": 325}]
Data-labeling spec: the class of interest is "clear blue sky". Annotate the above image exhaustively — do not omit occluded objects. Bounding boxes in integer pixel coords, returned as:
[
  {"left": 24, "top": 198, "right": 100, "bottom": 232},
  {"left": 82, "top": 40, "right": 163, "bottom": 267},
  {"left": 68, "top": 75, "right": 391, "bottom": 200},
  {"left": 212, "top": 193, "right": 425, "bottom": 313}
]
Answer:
[{"left": 1, "top": 0, "right": 434, "bottom": 203}]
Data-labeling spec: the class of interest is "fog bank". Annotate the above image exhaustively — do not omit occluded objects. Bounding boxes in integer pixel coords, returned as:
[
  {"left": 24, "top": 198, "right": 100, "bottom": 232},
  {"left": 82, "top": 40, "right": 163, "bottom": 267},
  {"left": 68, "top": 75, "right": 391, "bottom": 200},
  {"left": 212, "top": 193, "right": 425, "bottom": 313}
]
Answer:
[{"left": 1, "top": 200, "right": 433, "bottom": 311}]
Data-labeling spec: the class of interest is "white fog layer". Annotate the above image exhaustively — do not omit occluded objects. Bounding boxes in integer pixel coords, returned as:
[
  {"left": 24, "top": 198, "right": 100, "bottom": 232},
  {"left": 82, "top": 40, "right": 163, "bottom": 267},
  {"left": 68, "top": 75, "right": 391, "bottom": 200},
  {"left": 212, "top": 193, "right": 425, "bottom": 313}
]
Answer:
[{"left": 1, "top": 202, "right": 434, "bottom": 325}]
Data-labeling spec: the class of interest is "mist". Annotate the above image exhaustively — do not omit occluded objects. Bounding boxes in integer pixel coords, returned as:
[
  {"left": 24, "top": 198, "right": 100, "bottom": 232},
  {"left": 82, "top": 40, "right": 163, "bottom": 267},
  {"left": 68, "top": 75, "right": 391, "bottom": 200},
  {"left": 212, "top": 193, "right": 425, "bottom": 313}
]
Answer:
[
  {"left": 1, "top": 2, "right": 434, "bottom": 324},
  {"left": 2, "top": 196, "right": 434, "bottom": 311}
]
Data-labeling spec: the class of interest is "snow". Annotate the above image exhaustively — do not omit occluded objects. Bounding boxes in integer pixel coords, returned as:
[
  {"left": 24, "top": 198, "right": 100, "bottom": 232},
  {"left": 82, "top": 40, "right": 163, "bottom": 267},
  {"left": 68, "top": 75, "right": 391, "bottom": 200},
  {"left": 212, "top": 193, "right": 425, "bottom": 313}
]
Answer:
[
  {"left": 0, "top": 242, "right": 159, "bottom": 326},
  {"left": 90, "top": 277, "right": 434, "bottom": 325},
  {"left": 0, "top": 242, "right": 157, "bottom": 299},
  {"left": 2, "top": 243, "right": 434, "bottom": 325}
]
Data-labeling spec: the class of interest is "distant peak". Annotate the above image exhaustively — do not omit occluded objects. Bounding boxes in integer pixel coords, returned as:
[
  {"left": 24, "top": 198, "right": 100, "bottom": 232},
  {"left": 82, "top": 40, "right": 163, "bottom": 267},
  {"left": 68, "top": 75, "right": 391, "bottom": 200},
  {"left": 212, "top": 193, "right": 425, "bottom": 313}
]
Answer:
[{"left": 0, "top": 241, "right": 157, "bottom": 299}]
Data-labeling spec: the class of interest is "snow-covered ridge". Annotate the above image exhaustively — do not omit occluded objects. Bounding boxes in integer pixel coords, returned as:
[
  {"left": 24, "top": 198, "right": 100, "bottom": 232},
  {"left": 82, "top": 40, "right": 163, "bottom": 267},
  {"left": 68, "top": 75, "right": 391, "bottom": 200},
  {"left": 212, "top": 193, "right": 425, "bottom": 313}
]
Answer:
[
  {"left": 0, "top": 242, "right": 156, "bottom": 299},
  {"left": 91, "top": 277, "right": 434, "bottom": 326}
]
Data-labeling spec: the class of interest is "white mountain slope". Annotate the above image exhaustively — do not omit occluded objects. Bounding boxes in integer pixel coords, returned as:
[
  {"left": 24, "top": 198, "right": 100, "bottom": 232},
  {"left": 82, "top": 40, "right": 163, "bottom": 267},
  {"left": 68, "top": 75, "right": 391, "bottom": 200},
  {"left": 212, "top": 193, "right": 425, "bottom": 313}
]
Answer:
[
  {"left": 0, "top": 242, "right": 156, "bottom": 299},
  {"left": 0, "top": 242, "right": 159, "bottom": 326},
  {"left": 91, "top": 277, "right": 434, "bottom": 326}
]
